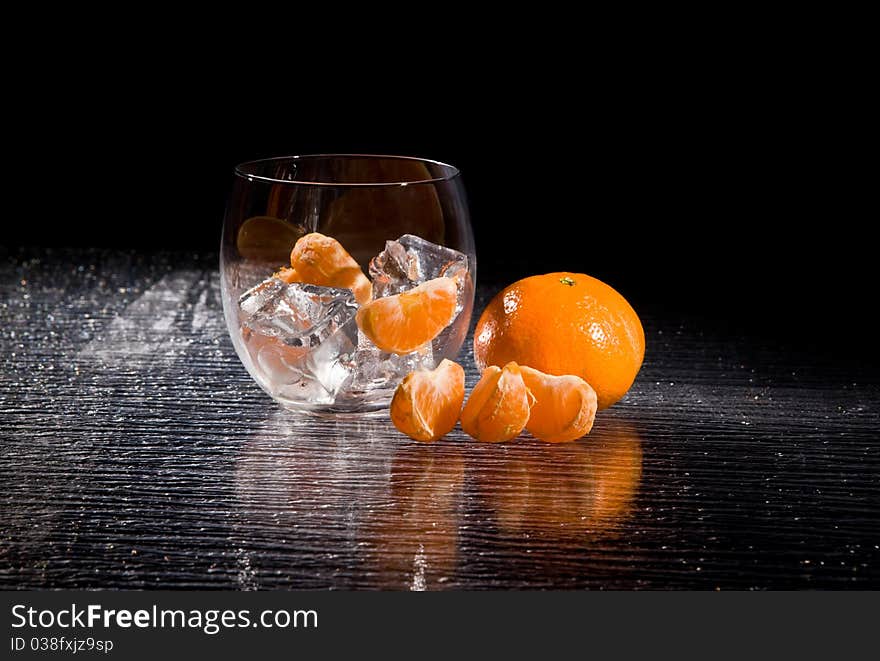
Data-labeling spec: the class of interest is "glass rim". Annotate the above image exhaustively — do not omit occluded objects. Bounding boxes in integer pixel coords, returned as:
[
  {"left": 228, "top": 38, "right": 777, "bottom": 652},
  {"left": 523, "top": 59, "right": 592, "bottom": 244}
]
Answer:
[{"left": 234, "top": 154, "right": 460, "bottom": 188}]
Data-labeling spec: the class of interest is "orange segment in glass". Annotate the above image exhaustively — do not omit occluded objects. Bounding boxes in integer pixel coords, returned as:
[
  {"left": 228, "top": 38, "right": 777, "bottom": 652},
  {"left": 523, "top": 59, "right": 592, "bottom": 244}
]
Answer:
[
  {"left": 289, "top": 232, "right": 372, "bottom": 304},
  {"left": 356, "top": 277, "right": 457, "bottom": 355},
  {"left": 460, "top": 362, "right": 534, "bottom": 443},
  {"left": 273, "top": 266, "right": 302, "bottom": 284},
  {"left": 390, "top": 359, "right": 465, "bottom": 442},
  {"left": 519, "top": 365, "right": 597, "bottom": 443}
]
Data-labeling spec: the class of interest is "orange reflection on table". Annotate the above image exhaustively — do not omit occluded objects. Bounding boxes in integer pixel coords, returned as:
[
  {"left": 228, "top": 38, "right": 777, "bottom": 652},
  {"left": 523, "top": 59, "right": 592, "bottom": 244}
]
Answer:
[{"left": 476, "top": 421, "right": 643, "bottom": 541}]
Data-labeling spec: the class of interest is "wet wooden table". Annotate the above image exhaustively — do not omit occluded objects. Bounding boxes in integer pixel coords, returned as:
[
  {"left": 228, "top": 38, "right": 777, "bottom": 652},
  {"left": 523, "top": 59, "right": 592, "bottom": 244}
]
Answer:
[{"left": 1, "top": 249, "right": 878, "bottom": 589}]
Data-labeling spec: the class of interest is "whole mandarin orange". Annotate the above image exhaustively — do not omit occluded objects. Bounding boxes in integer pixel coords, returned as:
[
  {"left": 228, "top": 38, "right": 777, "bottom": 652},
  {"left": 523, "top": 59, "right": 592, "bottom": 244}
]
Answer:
[{"left": 473, "top": 273, "right": 644, "bottom": 409}]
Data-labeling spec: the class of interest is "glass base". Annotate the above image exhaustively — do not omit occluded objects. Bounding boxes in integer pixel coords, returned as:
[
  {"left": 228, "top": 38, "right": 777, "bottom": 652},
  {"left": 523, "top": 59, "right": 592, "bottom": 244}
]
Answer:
[
  {"left": 274, "top": 392, "right": 392, "bottom": 418},
  {"left": 279, "top": 404, "right": 390, "bottom": 420}
]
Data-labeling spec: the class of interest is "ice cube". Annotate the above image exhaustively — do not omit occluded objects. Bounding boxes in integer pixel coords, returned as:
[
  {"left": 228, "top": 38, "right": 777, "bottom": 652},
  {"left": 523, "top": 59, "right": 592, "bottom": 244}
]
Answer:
[
  {"left": 296, "top": 316, "right": 359, "bottom": 398},
  {"left": 369, "top": 234, "right": 468, "bottom": 299},
  {"left": 273, "top": 318, "right": 359, "bottom": 405},
  {"left": 239, "top": 279, "right": 358, "bottom": 348},
  {"left": 349, "top": 331, "right": 434, "bottom": 390},
  {"left": 239, "top": 279, "right": 360, "bottom": 404},
  {"left": 239, "top": 277, "right": 285, "bottom": 318},
  {"left": 368, "top": 235, "right": 472, "bottom": 358}
]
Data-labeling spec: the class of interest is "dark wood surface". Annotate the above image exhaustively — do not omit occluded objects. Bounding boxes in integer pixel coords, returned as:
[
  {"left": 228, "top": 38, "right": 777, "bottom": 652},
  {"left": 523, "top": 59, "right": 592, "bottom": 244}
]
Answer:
[{"left": 1, "top": 249, "right": 878, "bottom": 590}]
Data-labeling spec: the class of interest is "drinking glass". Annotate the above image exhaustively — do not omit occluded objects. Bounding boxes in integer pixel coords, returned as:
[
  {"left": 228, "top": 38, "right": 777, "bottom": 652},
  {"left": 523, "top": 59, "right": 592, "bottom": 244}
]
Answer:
[{"left": 220, "top": 155, "right": 476, "bottom": 414}]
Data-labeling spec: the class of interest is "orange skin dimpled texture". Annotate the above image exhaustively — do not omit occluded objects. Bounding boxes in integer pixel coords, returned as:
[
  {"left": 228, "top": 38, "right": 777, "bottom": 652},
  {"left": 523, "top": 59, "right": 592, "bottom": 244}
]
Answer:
[{"left": 474, "top": 273, "right": 644, "bottom": 409}]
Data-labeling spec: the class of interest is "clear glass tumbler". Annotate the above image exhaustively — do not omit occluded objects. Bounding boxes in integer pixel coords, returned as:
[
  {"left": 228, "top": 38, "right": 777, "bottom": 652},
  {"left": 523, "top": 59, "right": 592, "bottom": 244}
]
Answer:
[{"left": 220, "top": 155, "right": 476, "bottom": 414}]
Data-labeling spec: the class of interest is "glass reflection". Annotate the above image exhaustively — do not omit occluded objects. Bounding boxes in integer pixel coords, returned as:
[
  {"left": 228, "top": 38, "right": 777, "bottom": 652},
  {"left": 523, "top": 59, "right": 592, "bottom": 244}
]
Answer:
[
  {"left": 234, "top": 409, "right": 643, "bottom": 588},
  {"left": 361, "top": 444, "right": 465, "bottom": 590},
  {"left": 235, "top": 411, "right": 391, "bottom": 515},
  {"left": 233, "top": 410, "right": 395, "bottom": 588},
  {"left": 316, "top": 157, "right": 446, "bottom": 266}
]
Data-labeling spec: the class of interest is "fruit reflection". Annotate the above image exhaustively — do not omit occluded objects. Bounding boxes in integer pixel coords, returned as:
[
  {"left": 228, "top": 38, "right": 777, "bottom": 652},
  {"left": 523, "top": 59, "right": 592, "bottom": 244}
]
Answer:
[
  {"left": 476, "top": 421, "right": 642, "bottom": 540},
  {"left": 362, "top": 445, "right": 465, "bottom": 589},
  {"left": 234, "top": 413, "right": 464, "bottom": 589},
  {"left": 321, "top": 159, "right": 445, "bottom": 267},
  {"left": 236, "top": 215, "right": 303, "bottom": 263}
]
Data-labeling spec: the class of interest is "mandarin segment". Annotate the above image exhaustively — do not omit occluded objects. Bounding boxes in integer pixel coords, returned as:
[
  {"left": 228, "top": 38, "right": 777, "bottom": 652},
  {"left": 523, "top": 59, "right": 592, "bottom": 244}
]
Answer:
[
  {"left": 460, "top": 362, "right": 534, "bottom": 443},
  {"left": 520, "top": 365, "right": 598, "bottom": 443},
  {"left": 289, "top": 232, "right": 372, "bottom": 304},
  {"left": 272, "top": 266, "right": 302, "bottom": 284},
  {"left": 473, "top": 272, "right": 644, "bottom": 409},
  {"left": 356, "top": 277, "right": 457, "bottom": 355},
  {"left": 390, "top": 359, "right": 465, "bottom": 442}
]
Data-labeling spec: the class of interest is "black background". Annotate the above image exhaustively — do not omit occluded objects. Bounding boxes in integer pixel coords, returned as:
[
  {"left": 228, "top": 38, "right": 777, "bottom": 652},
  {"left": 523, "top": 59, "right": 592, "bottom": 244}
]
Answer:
[{"left": 5, "top": 56, "right": 870, "bottom": 358}]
